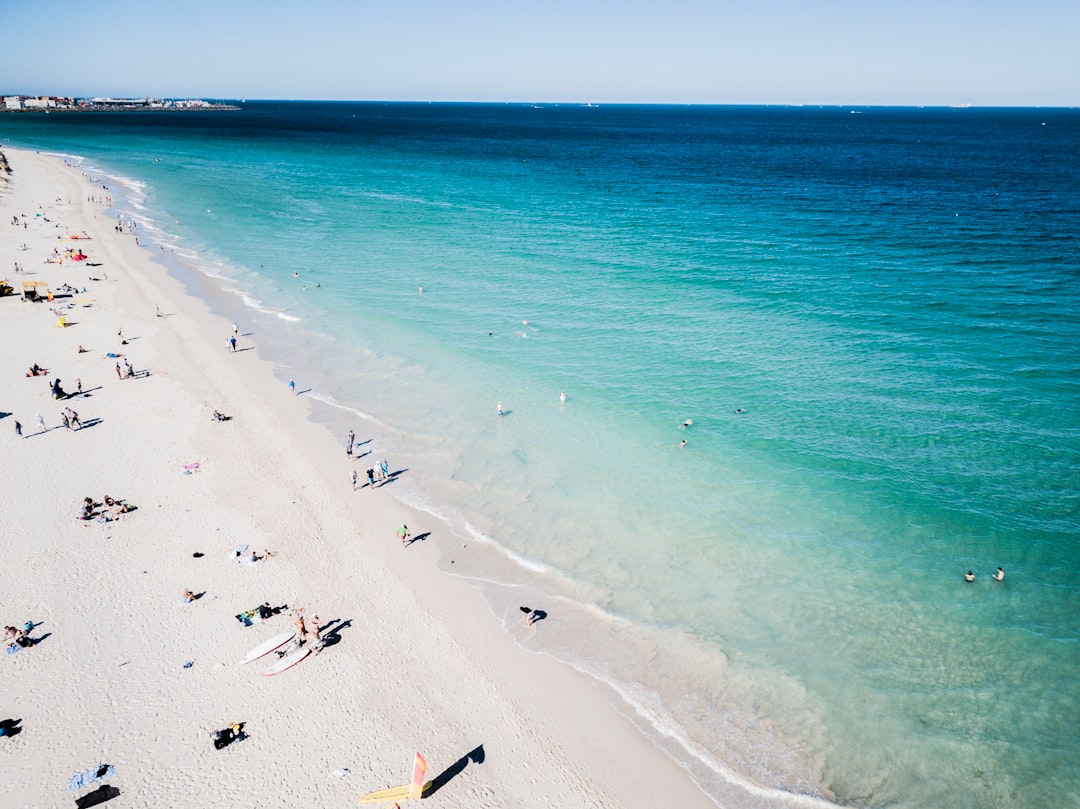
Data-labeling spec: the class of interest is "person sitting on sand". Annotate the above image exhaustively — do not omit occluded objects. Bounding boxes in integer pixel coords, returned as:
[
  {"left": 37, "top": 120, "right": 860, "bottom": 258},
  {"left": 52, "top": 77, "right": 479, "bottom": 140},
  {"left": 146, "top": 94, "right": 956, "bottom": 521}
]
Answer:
[
  {"left": 183, "top": 590, "right": 197, "bottom": 603},
  {"left": 26, "top": 363, "right": 47, "bottom": 377},
  {"left": 77, "top": 345, "right": 89, "bottom": 353}
]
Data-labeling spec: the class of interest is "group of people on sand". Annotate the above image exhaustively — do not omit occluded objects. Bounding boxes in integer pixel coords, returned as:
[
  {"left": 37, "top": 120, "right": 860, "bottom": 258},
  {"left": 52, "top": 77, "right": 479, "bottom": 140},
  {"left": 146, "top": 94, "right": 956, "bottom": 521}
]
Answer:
[
  {"left": 79, "top": 495, "right": 133, "bottom": 522},
  {"left": 61, "top": 406, "right": 83, "bottom": 430},
  {"left": 115, "top": 358, "right": 136, "bottom": 379},
  {"left": 4, "top": 623, "right": 35, "bottom": 652},
  {"left": 290, "top": 609, "right": 324, "bottom": 653},
  {"left": 25, "top": 363, "right": 48, "bottom": 377}
]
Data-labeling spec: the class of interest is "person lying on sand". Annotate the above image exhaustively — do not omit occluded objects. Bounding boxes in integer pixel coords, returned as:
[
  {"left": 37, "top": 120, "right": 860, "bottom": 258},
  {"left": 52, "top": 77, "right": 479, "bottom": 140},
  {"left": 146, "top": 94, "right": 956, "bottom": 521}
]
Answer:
[
  {"left": 4, "top": 627, "right": 33, "bottom": 650},
  {"left": 212, "top": 410, "right": 232, "bottom": 422},
  {"left": 26, "top": 364, "right": 48, "bottom": 377}
]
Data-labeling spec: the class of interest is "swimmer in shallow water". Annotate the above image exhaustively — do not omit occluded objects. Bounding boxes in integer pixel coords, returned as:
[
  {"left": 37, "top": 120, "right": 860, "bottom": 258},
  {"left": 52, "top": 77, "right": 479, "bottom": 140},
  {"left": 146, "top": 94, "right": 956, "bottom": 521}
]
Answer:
[
  {"left": 681, "top": 419, "right": 693, "bottom": 429},
  {"left": 993, "top": 567, "right": 1004, "bottom": 582},
  {"left": 964, "top": 570, "right": 975, "bottom": 582}
]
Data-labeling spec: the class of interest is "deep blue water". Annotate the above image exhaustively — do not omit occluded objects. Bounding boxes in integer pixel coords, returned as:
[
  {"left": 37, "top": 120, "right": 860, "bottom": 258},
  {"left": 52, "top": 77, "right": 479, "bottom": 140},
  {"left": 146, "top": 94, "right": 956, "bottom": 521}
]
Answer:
[{"left": 3, "top": 103, "right": 1079, "bottom": 808}]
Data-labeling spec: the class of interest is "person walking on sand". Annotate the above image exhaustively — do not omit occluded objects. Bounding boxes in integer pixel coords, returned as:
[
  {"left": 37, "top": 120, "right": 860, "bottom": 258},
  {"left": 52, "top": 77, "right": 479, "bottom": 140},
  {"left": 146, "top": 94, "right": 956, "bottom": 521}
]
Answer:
[
  {"left": 397, "top": 524, "right": 411, "bottom": 547},
  {"left": 232, "top": 322, "right": 239, "bottom": 336},
  {"left": 351, "top": 469, "right": 358, "bottom": 491},
  {"left": 288, "top": 379, "right": 296, "bottom": 395},
  {"left": 36, "top": 414, "right": 46, "bottom": 434},
  {"left": 229, "top": 336, "right": 237, "bottom": 352},
  {"left": 115, "top": 362, "right": 122, "bottom": 380},
  {"left": 346, "top": 430, "right": 355, "bottom": 458},
  {"left": 379, "top": 458, "right": 389, "bottom": 482},
  {"left": 14, "top": 420, "right": 22, "bottom": 438},
  {"left": 366, "top": 468, "right": 376, "bottom": 489},
  {"left": 75, "top": 378, "right": 82, "bottom": 394}
]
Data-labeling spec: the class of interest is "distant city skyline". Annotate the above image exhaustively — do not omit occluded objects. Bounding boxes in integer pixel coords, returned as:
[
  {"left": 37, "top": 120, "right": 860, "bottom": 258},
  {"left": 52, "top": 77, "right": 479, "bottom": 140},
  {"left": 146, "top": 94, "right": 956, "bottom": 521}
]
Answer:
[{"left": 2, "top": 0, "right": 1076, "bottom": 106}]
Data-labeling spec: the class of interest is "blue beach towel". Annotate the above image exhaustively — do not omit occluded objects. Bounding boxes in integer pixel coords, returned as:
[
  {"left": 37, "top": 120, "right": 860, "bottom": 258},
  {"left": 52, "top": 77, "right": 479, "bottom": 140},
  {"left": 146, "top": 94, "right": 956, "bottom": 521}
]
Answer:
[{"left": 69, "top": 764, "right": 116, "bottom": 792}]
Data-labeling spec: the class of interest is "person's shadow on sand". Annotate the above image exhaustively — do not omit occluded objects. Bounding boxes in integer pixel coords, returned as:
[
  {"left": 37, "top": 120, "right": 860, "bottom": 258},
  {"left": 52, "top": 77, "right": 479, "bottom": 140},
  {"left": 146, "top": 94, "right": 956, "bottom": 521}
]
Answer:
[
  {"left": 404, "top": 532, "right": 431, "bottom": 548},
  {"left": 318, "top": 618, "right": 352, "bottom": 649},
  {"left": 425, "top": 745, "right": 485, "bottom": 797}
]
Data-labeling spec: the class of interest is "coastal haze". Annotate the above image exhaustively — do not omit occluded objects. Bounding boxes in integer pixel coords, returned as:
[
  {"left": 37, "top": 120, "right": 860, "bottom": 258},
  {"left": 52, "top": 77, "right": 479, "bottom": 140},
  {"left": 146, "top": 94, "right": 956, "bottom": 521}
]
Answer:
[{"left": 2, "top": 0, "right": 1078, "bottom": 106}]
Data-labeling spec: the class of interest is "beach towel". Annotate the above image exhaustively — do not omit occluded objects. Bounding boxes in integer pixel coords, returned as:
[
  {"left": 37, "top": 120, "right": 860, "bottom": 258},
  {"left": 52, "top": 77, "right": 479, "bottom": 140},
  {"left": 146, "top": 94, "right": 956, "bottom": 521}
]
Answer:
[
  {"left": 68, "top": 764, "right": 116, "bottom": 792},
  {"left": 235, "top": 609, "right": 262, "bottom": 626}
]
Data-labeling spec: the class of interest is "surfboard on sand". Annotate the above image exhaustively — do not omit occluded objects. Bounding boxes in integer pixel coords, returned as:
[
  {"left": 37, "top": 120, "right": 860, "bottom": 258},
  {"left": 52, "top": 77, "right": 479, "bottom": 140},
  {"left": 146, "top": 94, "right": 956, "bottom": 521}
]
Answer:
[
  {"left": 358, "top": 781, "right": 433, "bottom": 804},
  {"left": 240, "top": 632, "right": 295, "bottom": 665},
  {"left": 261, "top": 645, "right": 311, "bottom": 676}
]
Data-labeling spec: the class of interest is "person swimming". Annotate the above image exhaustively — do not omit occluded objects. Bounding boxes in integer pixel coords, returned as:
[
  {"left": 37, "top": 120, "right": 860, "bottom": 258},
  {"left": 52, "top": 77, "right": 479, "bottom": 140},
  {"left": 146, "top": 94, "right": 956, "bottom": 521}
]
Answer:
[
  {"left": 964, "top": 570, "right": 976, "bottom": 582},
  {"left": 993, "top": 567, "right": 1005, "bottom": 582}
]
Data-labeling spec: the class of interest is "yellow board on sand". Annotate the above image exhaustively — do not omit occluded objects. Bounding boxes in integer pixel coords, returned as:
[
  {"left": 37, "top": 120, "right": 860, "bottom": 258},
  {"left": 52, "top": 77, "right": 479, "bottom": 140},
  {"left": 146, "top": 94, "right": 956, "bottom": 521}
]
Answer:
[{"left": 358, "top": 781, "right": 432, "bottom": 804}]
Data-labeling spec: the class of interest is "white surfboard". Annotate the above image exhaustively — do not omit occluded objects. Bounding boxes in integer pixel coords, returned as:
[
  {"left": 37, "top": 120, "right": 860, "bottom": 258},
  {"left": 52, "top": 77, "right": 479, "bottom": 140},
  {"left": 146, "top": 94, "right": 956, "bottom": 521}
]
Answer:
[
  {"left": 261, "top": 645, "right": 312, "bottom": 676},
  {"left": 240, "top": 632, "right": 295, "bottom": 665}
]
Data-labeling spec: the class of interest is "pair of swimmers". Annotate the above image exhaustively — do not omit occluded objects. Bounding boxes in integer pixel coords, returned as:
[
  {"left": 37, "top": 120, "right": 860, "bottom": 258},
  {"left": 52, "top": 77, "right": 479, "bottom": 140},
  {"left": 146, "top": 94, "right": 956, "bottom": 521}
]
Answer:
[{"left": 965, "top": 568, "right": 1004, "bottom": 583}]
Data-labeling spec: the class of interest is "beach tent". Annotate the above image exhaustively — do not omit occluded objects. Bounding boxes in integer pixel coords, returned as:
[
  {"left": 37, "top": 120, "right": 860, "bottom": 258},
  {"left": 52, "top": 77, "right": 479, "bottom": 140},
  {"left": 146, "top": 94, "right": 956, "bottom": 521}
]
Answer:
[{"left": 21, "top": 280, "right": 52, "bottom": 302}]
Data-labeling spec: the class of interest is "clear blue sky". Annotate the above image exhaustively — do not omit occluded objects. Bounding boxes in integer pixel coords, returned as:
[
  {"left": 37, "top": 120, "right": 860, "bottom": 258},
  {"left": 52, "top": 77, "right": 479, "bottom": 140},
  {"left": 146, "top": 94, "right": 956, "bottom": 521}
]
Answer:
[{"left": 2, "top": 0, "right": 1076, "bottom": 105}]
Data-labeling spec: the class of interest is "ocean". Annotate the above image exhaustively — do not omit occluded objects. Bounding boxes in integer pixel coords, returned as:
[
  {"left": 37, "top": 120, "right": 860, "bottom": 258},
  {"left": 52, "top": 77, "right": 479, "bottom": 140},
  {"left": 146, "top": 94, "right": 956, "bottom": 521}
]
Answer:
[{"left": 3, "top": 103, "right": 1079, "bottom": 808}]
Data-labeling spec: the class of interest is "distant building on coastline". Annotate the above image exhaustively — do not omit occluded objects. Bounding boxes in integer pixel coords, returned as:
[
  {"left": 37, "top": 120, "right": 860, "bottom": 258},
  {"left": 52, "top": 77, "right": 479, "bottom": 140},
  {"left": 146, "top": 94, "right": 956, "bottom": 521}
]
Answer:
[{"left": 0, "top": 95, "right": 239, "bottom": 112}]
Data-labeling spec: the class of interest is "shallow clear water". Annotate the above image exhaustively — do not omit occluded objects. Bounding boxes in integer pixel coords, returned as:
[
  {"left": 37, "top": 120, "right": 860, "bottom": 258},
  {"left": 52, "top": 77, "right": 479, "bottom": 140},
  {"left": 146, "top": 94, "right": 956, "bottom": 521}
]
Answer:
[{"left": 4, "top": 104, "right": 1079, "bottom": 808}]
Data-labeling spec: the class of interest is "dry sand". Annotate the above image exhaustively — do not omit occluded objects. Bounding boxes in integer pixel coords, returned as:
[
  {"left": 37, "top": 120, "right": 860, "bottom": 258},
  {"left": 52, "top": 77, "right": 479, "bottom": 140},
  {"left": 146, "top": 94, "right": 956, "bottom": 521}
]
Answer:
[{"left": 0, "top": 147, "right": 715, "bottom": 808}]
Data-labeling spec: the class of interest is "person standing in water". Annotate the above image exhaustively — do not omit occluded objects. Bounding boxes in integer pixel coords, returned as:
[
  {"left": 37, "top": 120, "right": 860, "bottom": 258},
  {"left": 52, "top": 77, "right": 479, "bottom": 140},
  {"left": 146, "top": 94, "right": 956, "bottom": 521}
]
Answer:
[{"left": 497, "top": 401, "right": 504, "bottom": 416}]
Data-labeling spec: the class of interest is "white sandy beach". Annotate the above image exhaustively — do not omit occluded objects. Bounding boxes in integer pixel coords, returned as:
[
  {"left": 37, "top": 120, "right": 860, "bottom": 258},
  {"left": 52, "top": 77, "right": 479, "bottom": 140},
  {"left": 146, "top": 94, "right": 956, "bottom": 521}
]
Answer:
[{"left": 0, "top": 148, "right": 716, "bottom": 808}]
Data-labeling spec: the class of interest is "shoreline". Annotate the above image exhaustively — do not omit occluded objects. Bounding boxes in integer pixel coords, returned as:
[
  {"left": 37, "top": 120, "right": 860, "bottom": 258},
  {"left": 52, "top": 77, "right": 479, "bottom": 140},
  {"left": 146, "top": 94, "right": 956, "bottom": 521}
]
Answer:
[{"left": 1, "top": 147, "right": 719, "bottom": 808}]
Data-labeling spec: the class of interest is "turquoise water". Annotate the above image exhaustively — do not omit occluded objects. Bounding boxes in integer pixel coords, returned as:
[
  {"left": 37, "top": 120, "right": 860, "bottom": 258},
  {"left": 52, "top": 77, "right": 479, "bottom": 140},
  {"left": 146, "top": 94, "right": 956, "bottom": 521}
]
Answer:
[{"left": 4, "top": 104, "right": 1079, "bottom": 808}]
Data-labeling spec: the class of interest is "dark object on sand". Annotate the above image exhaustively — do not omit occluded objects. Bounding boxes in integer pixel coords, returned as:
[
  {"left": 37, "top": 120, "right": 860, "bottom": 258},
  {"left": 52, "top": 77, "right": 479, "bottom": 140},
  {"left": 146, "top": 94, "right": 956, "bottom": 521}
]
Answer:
[
  {"left": 75, "top": 785, "right": 121, "bottom": 807},
  {"left": 213, "top": 722, "right": 247, "bottom": 750}
]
